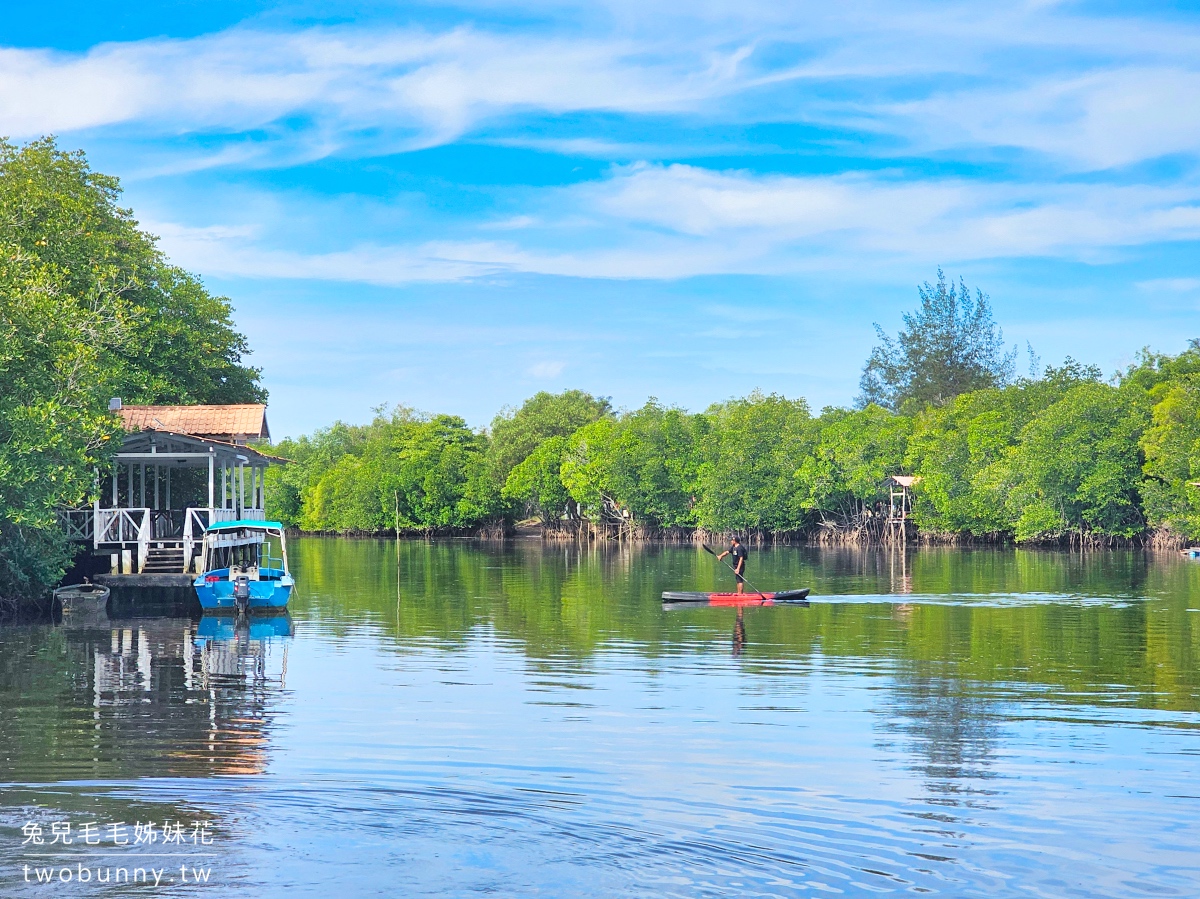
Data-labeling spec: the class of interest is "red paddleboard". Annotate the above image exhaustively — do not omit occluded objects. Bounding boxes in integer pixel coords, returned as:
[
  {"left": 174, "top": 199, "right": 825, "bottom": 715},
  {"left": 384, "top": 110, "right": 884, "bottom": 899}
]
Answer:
[{"left": 661, "top": 588, "right": 810, "bottom": 609}]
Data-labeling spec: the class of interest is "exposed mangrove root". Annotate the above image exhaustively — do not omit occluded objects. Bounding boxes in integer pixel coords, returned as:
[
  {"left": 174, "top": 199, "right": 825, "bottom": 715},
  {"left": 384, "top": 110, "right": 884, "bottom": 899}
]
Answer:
[
  {"left": 283, "top": 521, "right": 1162, "bottom": 550},
  {"left": 1146, "top": 527, "right": 1185, "bottom": 550}
]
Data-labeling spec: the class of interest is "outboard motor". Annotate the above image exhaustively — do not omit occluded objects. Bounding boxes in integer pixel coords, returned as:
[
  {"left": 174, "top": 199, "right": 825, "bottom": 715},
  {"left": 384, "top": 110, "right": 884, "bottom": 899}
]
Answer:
[{"left": 233, "top": 574, "right": 251, "bottom": 616}]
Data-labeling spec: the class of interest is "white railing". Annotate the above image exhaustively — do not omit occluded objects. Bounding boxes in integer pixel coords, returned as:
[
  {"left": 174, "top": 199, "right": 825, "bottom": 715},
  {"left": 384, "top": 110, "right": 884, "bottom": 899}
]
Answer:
[
  {"left": 183, "top": 507, "right": 252, "bottom": 573},
  {"left": 95, "top": 508, "right": 150, "bottom": 545},
  {"left": 94, "top": 508, "right": 151, "bottom": 571},
  {"left": 62, "top": 504, "right": 268, "bottom": 574},
  {"left": 57, "top": 509, "right": 94, "bottom": 541}
]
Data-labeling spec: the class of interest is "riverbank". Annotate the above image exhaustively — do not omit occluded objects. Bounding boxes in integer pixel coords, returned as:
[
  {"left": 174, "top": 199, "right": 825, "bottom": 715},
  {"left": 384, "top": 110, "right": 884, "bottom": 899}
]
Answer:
[{"left": 282, "top": 521, "right": 1177, "bottom": 548}]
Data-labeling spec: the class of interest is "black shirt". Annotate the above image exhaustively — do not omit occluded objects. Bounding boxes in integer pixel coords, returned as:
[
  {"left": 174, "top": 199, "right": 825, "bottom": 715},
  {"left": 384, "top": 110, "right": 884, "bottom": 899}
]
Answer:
[{"left": 729, "top": 544, "right": 747, "bottom": 568}]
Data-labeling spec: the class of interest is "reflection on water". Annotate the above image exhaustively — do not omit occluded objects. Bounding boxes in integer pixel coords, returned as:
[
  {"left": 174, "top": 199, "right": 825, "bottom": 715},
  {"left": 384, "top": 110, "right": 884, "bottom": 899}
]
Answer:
[
  {"left": 0, "top": 615, "right": 291, "bottom": 782},
  {"left": 1, "top": 541, "right": 1198, "bottom": 897}
]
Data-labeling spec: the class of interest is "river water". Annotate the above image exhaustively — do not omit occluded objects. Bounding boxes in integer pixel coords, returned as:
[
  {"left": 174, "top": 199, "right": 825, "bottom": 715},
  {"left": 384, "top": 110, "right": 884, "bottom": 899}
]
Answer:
[{"left": 1, "top": 540, "right": 1198, "bottom": 896}]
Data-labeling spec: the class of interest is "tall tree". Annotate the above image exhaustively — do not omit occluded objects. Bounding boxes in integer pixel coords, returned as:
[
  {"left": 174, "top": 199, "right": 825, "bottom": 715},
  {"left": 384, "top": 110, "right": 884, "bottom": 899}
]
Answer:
[
  {"left": 0, "top": 138, "right": 264, "bottom": 405},
  {"left": 0, "top": 138, "right": 264, "bottom": 607},
  {"left": 694, "top": 391, "right": 814, "bottom": 534},
  {"left": 489, "top": 390, "right": 611, "bottom": 485},
  {"left": 1000, "top": 382, "right": 1148, "bottom": 542},
  {"left": 859, "top": 269, "right": 1016, "bottom": 412}
]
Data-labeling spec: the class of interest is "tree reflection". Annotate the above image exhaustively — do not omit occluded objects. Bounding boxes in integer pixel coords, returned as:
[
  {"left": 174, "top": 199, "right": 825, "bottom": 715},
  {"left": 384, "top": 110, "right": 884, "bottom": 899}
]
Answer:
[
  {"left": 876, "top": 669, "right": 1002, "bottom": 812},
  {"left": 288, "top": 538, "right": 1200, "bottom": 713}
]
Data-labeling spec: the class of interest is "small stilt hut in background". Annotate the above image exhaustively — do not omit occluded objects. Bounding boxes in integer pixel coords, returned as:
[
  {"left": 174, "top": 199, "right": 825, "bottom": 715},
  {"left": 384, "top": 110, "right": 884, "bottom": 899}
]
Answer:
[{"left": 885, "top": 475, "right": 921, "bottom": 545}]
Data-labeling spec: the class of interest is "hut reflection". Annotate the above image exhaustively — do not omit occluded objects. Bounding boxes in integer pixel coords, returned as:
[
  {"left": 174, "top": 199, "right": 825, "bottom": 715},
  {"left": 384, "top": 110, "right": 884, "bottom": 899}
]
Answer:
[{"left": 11, "top": 616, "right": 293, "bottom": 780}]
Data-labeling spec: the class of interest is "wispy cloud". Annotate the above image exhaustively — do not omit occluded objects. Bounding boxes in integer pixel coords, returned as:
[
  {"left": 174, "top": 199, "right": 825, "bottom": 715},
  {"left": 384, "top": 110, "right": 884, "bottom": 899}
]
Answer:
[
  {"left": 150, "top": 163, "right": 1200, "bottom": 285},
  {"left": 0, "top": 27, "right": 755, "bottom": 151},
  {"left": 1137, "top": 277, "right": 1200, "bottom": 293},
  {"left": 895, "top": 66, "right": 1200, "bottom": 169},
  {"left": 527, "top": 360, "right": 567, "bottom": 377},
  {"left": 3, "top": 4, "right": 1200, "bottom": 174}
]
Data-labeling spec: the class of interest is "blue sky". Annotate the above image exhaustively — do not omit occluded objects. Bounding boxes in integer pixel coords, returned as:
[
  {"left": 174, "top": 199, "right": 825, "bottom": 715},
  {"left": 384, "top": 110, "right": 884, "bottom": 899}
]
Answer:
[{"left": 4, "top": 1, "right": 1199, "bottom": 437}]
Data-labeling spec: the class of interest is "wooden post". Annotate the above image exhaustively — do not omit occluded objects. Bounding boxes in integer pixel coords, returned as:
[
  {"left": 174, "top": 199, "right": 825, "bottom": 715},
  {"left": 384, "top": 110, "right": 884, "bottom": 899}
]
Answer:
[
  {"left": 93, "top": 468, "right": 100, "bottom": 551},
  {"left": 222, "top": 463, "right": 228, "bottom": 509},
  {"left": 208, "top": 452, "right": 215, "bottom": 509},
  {"left": 139, "top": 464, "right": 146, "bottom": 508},
  {"left": 239, "top": 463, "right": 245, "bottom": 516},
  {"left": 166, "top": 466, "right": 171, "bottom": 512},
  {"left": 111, "top": 468, "right": 117, "bottom": 507},
  {"left": 154, "top": 464, "right": 160, "bottom": 510}
]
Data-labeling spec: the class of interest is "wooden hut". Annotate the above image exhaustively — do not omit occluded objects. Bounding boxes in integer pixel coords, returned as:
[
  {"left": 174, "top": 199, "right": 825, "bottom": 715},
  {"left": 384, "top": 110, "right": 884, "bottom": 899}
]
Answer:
[{"left": 59, "top": 402, "right": 285, "bottom": 576}]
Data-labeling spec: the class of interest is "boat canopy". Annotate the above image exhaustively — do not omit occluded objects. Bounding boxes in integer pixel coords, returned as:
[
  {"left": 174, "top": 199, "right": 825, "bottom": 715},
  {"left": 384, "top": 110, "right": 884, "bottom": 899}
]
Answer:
[{"left": 205, "top": 519, "right": 285, "bottom": 532}]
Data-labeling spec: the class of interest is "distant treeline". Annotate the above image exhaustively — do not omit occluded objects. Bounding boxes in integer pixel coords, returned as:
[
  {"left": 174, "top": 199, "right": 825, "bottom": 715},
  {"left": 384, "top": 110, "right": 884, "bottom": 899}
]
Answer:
[{"left": 267, "top": 341, "right": 1200, "bottom": 546}]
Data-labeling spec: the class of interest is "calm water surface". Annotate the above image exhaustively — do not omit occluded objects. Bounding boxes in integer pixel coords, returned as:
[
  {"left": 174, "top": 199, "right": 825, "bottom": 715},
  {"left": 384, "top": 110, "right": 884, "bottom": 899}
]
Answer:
[{"left": 2, "top": 541, "right": 1199, "bottom": 896}]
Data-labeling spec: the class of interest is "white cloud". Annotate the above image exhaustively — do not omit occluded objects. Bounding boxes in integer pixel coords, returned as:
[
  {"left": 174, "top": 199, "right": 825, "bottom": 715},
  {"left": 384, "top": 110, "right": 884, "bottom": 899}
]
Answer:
[
  {"left": 589, "top": 163, "right": 962, "bottom": 238},
  {"left": 0, "top": 26, "right": 753, "bottom": 147},
  {"left": 1137, "top": 278, "right": 1200, "bottom": 293},
  {"left": 152, "top": 220, "right": 505, "bottom": 283},
  {"left": 527, "top": 360, "right": 567, "bottom": 377},
  {"left": 149, "top": 163, "right": 1200, "bottom": 285},
  {"left": 897, "top": 67, "right": 1200, "bottom": 169},
  {"left": 2, "top": 4, "right": 1200, "bottom": 171},
  {"left": 574, "top": 164, "right": 1200, "bottom": 261}
]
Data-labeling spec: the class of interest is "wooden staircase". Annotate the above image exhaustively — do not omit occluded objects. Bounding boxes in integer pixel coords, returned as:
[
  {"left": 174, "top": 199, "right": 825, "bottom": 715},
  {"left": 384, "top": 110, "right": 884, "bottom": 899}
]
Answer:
[{"left": 142, "top": 544, "right": 186, "bottom": 574}]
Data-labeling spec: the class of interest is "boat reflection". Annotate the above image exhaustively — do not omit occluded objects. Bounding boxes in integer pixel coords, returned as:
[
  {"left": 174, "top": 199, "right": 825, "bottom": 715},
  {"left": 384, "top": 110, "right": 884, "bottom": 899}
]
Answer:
[
  {"left": 186, "top": 614, "right": 293, "bottom": 775},
  {"left": 196, "top": 613, "right": 295, "bottom": 643}
]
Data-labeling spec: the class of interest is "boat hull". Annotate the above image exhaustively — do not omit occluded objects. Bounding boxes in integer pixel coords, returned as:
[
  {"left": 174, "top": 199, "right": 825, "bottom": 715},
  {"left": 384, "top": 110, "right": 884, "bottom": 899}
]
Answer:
[
  {"left": 661, "top": 588, "right": 810, "bottom": 609},
  {"left": 53, "top": 584, "right": 111, "bottom": 620},
  {"left": 193, "top": 575, "right": 293, "bottom": 611}
]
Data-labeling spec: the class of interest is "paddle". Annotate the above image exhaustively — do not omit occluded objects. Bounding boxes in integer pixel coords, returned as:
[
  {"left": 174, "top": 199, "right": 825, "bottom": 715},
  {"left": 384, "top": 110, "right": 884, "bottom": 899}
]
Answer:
[{"left": 701, "top": 543, "right": 768, "bottom": 600}]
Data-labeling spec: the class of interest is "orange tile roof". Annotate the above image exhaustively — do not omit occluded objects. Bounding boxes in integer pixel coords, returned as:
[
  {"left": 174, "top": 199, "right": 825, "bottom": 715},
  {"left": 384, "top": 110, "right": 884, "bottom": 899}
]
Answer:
[{"left": 120, "top": 404, "right": 269, "bottom": 440}]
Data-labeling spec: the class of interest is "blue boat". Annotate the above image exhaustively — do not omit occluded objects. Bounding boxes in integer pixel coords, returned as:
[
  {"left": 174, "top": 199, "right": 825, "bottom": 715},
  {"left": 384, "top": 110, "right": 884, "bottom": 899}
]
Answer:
[{"left": 192, "top": 520, "right": 294, "bottom": 613}]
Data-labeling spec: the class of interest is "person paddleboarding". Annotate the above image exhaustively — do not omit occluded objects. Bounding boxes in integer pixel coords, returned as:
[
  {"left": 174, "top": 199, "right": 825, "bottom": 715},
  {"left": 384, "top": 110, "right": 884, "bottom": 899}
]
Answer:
[{"left": 717, "top": 537, "right": 748, "bottom": 594}]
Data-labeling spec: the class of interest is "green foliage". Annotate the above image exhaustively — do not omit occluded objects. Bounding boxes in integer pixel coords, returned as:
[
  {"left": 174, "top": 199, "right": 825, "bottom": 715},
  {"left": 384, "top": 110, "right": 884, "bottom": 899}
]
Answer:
[
  {"left": 1002, "top": 383, "right": 1149, "bottom": 541},
  {"left": 860, "top": 269, "right": 1017, "bottom": 412},
  {"left": 265, "top": 422, "right": 366, "bottom": 526},
  {"left": 554, "top": 402, "right": 705, "bottom": 528},
  {"left": 0, "top": 138, "right": 263, "bottom": 605},
  {"left": 1120, "top": 339, "right": 1200, "bottom": 395},
  {"left": 502, "top": 435, "right": 572, "bottom": 522},
  {"left": 797, "top": 405, "right": 912, "bottom": 523},
  {"left": 560, "top": 419, "right": 621, "bottom": 520},
  {"left": 604, "top": 401, "right": 704, "bottom": 529},
  {"left": 694, "top": 391, "right": 814, "bottom": 533},
  {"left": 905, "top": 361, "right": 1112, "bottom": 539},
  {"left": 1140, "top": 377, "right": 1200, "bottom": 538},
  {"left": 0, "top": 138, "right": 263, "bottom": 406},
  {"left": 906, "top": 388, "right": 1023, "bottom": 537},
  {"left": 273, "top": 407, "right": 500, "bottom": 534},
  {"left": 488, "top": 390, "right": 611, "bottom": 484}
]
